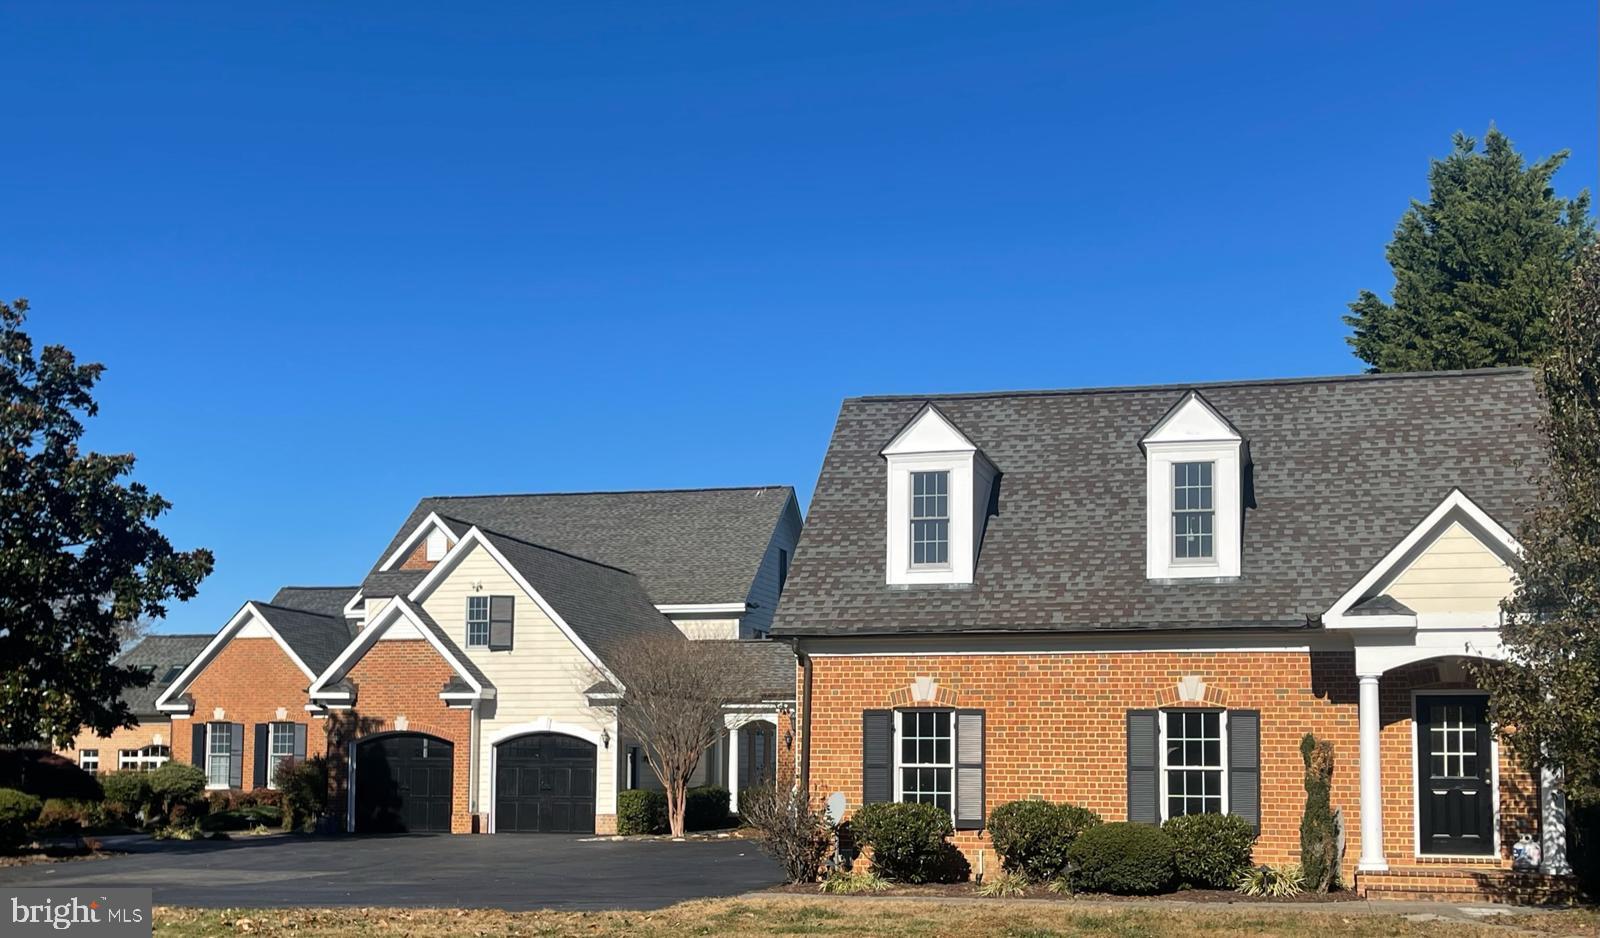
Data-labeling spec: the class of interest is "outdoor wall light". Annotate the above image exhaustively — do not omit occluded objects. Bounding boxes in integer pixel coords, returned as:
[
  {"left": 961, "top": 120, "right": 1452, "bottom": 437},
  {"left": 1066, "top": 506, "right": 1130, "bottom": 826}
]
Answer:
[{"left": 601, "top": 728, "right": 611, "bottom": 749}]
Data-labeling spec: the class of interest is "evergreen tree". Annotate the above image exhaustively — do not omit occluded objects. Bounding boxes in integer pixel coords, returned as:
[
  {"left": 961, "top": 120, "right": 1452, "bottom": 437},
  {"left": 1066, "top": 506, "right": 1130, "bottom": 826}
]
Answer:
[
  {"left": 0, "top": 299, "right": 213, "bottom": 747},
  {"left": 1345, "top": 127, "right": 1593, "bottom": 372},
  {"left": 1472, "top": 245, "right": 1600, "bottom": 807}
]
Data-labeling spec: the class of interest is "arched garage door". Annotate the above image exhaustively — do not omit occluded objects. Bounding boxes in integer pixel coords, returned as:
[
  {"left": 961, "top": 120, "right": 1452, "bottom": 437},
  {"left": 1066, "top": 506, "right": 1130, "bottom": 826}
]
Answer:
[
  {"left": 495, "top": 733, "right": 596, "bottom": 833},
  {"left": 353, "top": 733, "right": 454, "bottom": 833}
]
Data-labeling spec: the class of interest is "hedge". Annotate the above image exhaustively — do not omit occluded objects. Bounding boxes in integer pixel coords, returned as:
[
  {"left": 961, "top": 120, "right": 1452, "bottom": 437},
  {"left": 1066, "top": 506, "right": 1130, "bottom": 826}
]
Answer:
[
  {"left": 849, "top": 801, "right": 961, "bottom": 884},
  {"left": 1067, "top": 821, "right": 1176, "bottom": 894},
  {"left": 1163, "top": 813, "right": 1256, "bottom": 888}
]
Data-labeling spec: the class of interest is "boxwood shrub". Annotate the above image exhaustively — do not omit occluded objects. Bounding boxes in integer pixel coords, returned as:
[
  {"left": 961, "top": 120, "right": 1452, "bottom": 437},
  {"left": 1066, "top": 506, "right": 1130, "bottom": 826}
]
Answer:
[
  {"left": 849, "top": 801, "right": 959, "bottom": 884},
  {"left": 1067, "top": 821, "right": 1176, "bottom": 894},
  {"left": 987, "top": 799, "right": 1102, "bottom": 881},
  {"left": 686, "top": 786, "right": 730, "bottom": 831},
  {"left": 1163, "top": 813, "right": 1257, "bottom": 888},
  {"left": 100, "top": 771, "right": 152, "bottom": 821},
  {"left": 617, "top": 789, "right": 667, "bottom": 835}
]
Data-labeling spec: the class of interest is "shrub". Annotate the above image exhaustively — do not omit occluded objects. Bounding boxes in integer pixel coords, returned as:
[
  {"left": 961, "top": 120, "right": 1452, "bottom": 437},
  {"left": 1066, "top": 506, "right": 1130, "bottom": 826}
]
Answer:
[
  {"left": 1163, "top": 813, "right": 1257, "bottom": 888},
  {"left": 1067, "top": 821, "right": 1176, "bottom": 895},
  {"left": 32, "top": 798, "right": 105, "bottom": 837},
  {"left": 817, "top": 869, "right": 890, "bottom": 894},
  {"left": 1299, "top": 734, "right": 1339, "bottom": 892},
  {"left": 275, "top": 757, "right": 330, "bottom": 832},
  {"left": 146, "top": 763, "right": 206, "bottom": 821},
  {"left": 200, "top": 805, "right": 283, "bottom": 832},
  {"left": 685, "top": 786, "right": 730, "bottom": 831},
  {"left": 976, "top": 871, "right": 1031, "bottom": 898},
  {"left": 1235, "top": 863, "right": 1305, "bottom": 898},
  {"left": 0, "top": 789, "right": 43, "bottom": 850},
  {"left": 617, "top": 789, "right": 668, "bottom": 835},
  {"left": 850, "top": 801, "right": 961, "bottom": 884},
  {"left": 987, "top": 800, "right": 1102, "bottom": 882},
  {"left": 100, "top": 771, "right": 151, "bottom": 819},
  {"left": 0, "top": 750, "right": 102, "bottom": 802},
  {"left": 739, "top": 785, "right": 834, "bottom": 884}
]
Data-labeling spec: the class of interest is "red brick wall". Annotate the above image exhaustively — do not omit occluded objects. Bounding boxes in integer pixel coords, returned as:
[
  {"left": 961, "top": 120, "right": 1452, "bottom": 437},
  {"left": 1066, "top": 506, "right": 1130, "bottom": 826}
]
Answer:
[
  {"left": 327, "top": 640, "right": 474, "bottom": 834},
  {"left": 802, "top": 650, "right": 1537, "bottom": 880},
  {"left": 398, "top": 539, "right": 441, "bottom": 571},
  {"left": 170, "top": 638, "right": 327, "bottom": 788},
  {"left": 56, "top": 719, "right": 175, "bottom": 772}
]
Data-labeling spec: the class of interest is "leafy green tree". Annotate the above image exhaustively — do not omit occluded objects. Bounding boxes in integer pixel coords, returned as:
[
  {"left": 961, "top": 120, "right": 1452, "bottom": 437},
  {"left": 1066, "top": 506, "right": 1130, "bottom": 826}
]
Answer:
[
  {"left": 0, "top": 299, "right": 213, "bottom": 747},
  {"left": 1345, "top": 127, "right": 1594, "bottom": 372},
  {"left": 1472, "top": 246, "right": 1600, "bottom": 807}
]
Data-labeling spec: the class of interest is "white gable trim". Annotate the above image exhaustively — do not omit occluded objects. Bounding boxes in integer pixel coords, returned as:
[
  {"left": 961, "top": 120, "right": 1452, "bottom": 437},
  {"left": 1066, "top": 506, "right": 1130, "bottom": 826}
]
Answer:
[
  {"left": 656, "top": 602, "right": 748, "bottom": 615},
  {"left": 376, "top": 512, "right": 459, "bottom": 572},
  {"left": 342, "top": 590, "right": 365, "bottom": 620},
  {"left": 881, "top": 404, "right": 979, "bottom": 457},
  {"left": 405, "top": 526, "right": 624, "bottom": 690},
  {"left": 154, "top": 604, "right": 317, "bottom": 712},
  {"left": 308, "top": 597, "right": 491, "bottom": 700},
  {"left": 1141, "top": 390, "right": 1242, "bottom": 446},
  {"left": 1324, "top": 489, "right": 1522, "bottom": 629}
]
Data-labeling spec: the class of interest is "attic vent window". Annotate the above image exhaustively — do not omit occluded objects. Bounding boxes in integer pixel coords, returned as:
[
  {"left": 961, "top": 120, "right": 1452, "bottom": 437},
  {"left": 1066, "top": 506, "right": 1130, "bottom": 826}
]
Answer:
[{"left": 425, "top": 528, "right": 448, "bottom": 562}]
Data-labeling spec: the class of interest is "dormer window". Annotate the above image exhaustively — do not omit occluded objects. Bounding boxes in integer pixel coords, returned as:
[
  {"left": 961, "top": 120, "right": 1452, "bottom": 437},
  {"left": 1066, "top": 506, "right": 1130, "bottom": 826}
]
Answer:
[
  {"left": 1142, "top": 392, "right": 1243, "bottom": 580},
  {"left": 911, "top": 471, "right": 951, "bottom": 566}
]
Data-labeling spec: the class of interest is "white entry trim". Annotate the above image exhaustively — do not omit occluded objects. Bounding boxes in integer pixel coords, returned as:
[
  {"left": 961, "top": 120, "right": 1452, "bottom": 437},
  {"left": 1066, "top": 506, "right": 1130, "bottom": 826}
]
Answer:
[
  {"left": 1409, "top": 689, "right": 1501, "bottom": 862},
  {"left": 485, "top": 719, "right": 606, "bottom": 835}
]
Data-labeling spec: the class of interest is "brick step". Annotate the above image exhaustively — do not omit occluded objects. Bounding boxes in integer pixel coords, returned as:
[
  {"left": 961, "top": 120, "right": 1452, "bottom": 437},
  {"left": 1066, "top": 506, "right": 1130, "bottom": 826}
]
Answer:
[{"left": 1357, "top": 867, "right": 1584, "bottom": 905}]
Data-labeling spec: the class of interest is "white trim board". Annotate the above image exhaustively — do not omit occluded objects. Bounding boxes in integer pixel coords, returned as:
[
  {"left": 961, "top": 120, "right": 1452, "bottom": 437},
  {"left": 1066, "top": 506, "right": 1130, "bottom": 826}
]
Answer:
[
  {"left": 795, "top": 630, "right": 1343, "bottom": 658},
  {"left": 656, "top": 602, "right": 748, "bottom": 615},
  {"left": 154, "top": 603, "right": 318, "bottom": 712},
  {"left": 485, "top": 718, "right": 607, "bottom": 835},
  {"left": 376, "top": 511, "right": 459, "bottom": 572}
]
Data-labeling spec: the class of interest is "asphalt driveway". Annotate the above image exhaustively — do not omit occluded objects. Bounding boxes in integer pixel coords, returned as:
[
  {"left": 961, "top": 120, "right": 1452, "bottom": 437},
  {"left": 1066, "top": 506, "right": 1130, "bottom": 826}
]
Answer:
[{"left": 0, "top": 834, "right": 782, "bottom": 910}]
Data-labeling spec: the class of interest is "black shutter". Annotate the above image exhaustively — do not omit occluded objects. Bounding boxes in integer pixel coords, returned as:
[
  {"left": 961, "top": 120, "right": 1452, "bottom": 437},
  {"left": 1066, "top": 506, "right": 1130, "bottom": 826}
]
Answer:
[
  {"left": 229, "top": 723, "right": 245, "bottom": 789},
  {"left": 191, "top": 723, "right": 206, "bottom": 769},
  {"left": 1127, "top": 710, "right": 1159, "bottom": 825},
  {"left": 293, "top": 722, "right": 308, "bottom": 760},
  {"left": 1227, "top": 710, "right": 1261, "bottom": 833},
  {"left": 253, "top": 724, "right": 269, "bottom": 788},
  {"left": 954, "top": 710, "right": 985, "bottom": 830},
  {"left": 489, "top": 595, "right": 514, "bottom": 651},
  {"left": 862, "top": 710, "right": 893, "bottom": 805}
]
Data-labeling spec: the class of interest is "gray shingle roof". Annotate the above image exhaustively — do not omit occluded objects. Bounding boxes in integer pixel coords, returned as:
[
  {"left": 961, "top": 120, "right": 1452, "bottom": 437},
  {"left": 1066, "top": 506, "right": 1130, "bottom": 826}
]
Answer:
[
  {"left": 476, "top": 528, "right": 683, "bottom": 671},
  {"left": 696, "top": 640, "right": 796, "bottom": 700},
  {"left": 359, "top": 570, "right": 425, "bottom": 599},
  {"left": 362, "top": 486, "right": 795, "bottom": 605},
  {"left": 251, "top": 603, "right": 357, "bottom": 675},
  {"left": 270, "top": 586, "right": 358, "bottom": 620},
  {"left": 1347, "top": 594, "right": 1416, "bottom": 616},
  {"left": 116, "top": 635, "right": 212, "bottom": 717},
  {"left": 774, "top": 368, "right": 1542, "bottom": 637}
]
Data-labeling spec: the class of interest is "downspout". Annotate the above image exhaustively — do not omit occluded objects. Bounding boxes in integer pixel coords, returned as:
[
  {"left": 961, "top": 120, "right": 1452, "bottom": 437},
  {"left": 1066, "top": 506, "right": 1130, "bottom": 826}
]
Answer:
[
  {"left": 469, "top": 699, "right": 481, "bottom": 832},
  {"left": 793, "top": 638, "right": 813, "bottom": 793}
]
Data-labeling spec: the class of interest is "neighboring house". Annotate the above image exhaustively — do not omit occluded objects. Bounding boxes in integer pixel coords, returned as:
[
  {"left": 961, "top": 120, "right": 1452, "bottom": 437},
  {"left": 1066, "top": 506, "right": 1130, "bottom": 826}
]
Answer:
[
  {"left": 774, "top": 368, "right": 1571, "bottom": 898},
  {"left": 57, "top": 634, "right": 212, "bottom": 774},
  {"left": 159, "top": 586, "right": 357, "bottom": 789},
  {"left": 158, "top": 486, "right": 801, "bottom": 836}
]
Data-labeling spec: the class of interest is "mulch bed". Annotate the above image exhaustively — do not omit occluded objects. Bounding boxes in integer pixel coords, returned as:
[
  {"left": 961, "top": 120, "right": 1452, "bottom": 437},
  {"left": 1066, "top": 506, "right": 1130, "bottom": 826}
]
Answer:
[
  {"left": 767, "top": 882, "right": 1361, "bottom": 903},
  {"left": 0, "top": 846, "right": 118, "bottom": 868}
]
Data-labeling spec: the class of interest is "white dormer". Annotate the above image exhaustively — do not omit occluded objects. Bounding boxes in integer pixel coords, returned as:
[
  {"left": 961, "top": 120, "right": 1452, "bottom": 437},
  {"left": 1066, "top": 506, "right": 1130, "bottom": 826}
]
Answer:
[
  {"left": 881, "top": 404, "right": 998, "bottom": 587},
  {"left": 1142, "top": 391, "right": 1243, "bottom": 580}
]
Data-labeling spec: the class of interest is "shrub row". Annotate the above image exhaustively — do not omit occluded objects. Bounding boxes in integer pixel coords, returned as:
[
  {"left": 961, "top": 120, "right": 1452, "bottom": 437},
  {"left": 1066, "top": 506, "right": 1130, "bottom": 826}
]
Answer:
[{"left": 615, "top": 786, "right": 731, "bottom": 834}]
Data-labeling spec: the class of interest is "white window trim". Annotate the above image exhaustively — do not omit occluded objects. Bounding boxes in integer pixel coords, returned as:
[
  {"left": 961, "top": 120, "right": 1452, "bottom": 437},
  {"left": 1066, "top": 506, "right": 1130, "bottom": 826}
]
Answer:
[
  {"left": 891, "top": 708, "right": 955, "bottom": 818},
  {"left": 117, "top": 745, "right": 170, "bottom": 772},
  {"left": 909, "top": 469, "right": 953, "bottom": 570},
  {"left": 1146, "top": 441, "right": 1241, "bottom": 579},
  {"left": 1157, "top": 708, "right": 1229, "bottom": 822},
  {"left": 205, "top": 722, "right": 232, "bottom": 790},
  {"left": 465, "top": 595, "right": 490, "bottom": 648},
  {"left": 79, "top": 749, "right": 99, "bottom": 772},
  {"left": 886, "top": 453, "right": 976, "bottom": 585},
  {"left": 266, "top": 722, "right": 296, "bottom": 790}
]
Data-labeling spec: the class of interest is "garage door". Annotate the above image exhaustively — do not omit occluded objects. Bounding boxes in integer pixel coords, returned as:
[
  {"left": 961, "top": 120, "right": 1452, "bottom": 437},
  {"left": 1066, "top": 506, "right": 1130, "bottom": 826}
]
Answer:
[
  {"left": 495, "top": 733, "right": 596, "bottom": 833},
  {"left": 353, "top": 733, "right": 454, "bottom": 833}
]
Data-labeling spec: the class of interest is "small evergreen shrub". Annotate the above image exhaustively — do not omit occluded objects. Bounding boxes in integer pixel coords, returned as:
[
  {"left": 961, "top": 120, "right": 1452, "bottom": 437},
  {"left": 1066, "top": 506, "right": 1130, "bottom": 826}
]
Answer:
[
  {"left": 850, "top": 801, "right": 958, "bottom": 884},
  {"left": 275, "top": 757, "right": 329, "bottom": 832},
  {"left": 617, "top": 789, "right": 667, "bottom": 835},
  {"left": 1066, "top": 821, "right": 1176, "bottom": 895},
  {"left": 685, "top": 785, "right": 731, "bottom": 831},
  {"left": 146, "top": 763, "right": 206, "bottom": 822},
  {"left": 0, "top": 789, "right": 43, "bottom": 850},
  {"left": 33, "top": 798, "right": 104, "bottom": 836},
  {"left": 1163, "top": 813, "right": 1257, "bottom": 888},
  {"left": 1299, "top": 734, "right": 1339, "bottom": 892},
  {"left": 987, "top": 799, "right": 1102, "bottom": 882},
  {"left": 100, "top": 771, "right": 151, "bottom": 820}
]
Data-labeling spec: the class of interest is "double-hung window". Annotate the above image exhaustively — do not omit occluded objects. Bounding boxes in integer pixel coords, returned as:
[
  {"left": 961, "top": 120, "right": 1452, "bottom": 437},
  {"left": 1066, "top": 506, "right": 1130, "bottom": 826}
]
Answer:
[
  {"left": 79, "top": 749, "right": 99, "bottom": 773},
  {"left": 1172, "top": 462, "right": 1215, "bottom": 561},
  {"left": 466, "top": 596, "right": 490, "bottom": 648},
  {"left": 1162, "top": 710, "right": 1225, "bottom": 819},
  {"left": 267, "top": 723, "right": 297, "bottom": 788},
  {"left": 206, "top": 722, "right": 233, "bottom": 788},
  {"left": 910, "top": 471, "right": 950, "bottom": 567},
  {"left": 896, "top": 710, "right": 953, "bottom": 813}
]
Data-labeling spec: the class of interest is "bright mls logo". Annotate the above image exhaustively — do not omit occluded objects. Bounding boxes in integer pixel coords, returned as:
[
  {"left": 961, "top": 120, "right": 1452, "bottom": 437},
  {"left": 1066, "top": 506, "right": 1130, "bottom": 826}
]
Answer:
[{"left": 6, "top": 888, "right": 151, "bottom": 936}]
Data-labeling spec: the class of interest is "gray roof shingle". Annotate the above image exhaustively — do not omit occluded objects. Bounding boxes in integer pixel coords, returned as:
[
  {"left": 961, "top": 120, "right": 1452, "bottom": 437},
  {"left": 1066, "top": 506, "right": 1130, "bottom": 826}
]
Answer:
[
  {"left": 251, "top": 602, "right": 358, "bottom": 675},
  {"left": 774, "top": 368, "right": 1542, "bottom": 637},
  {"left": 270, "top": 586, "right": 358, "bottom": 620},
  {"left": 695, "top": 640, "right": 796, "bottom": 701},
  {"left": 362, "top": 486, "right": 795, "bottom": 604},
  {"left": 116, "top": 634, "right": 213, "bottom": 717}
]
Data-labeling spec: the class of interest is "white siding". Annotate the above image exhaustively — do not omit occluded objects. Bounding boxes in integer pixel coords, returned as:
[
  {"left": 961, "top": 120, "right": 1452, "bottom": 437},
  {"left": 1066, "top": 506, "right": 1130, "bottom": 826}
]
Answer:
[
  {"left": 419, "top": 543, "right": 618, "bottom": 822},
  {"left": 671, "top": 617, "right": 742, "bottom": 640},
  {"left": 739, "top": 494, "right": 803, "bottom": 638},
  {"left": 1386, "top": 521, "right": 1515, "bottom": 615}
]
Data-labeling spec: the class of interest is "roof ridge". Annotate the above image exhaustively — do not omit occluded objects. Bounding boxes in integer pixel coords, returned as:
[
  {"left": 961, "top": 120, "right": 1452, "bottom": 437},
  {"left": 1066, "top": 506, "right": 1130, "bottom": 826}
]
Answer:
[
  {"left": 275, "top": 584, "right": 359, "bottom": 591},
  {"left": 847, "top": 366, "right": 1534, "bottom": 404},
  {"left": 250, "top": 600, "right": 344, "bottom": 622},
  {"left": 473, "top": 525, "right": 641, "bottom": 578},
  {"left": 420, "top": 484, "right": 794, "bottom": 500}
]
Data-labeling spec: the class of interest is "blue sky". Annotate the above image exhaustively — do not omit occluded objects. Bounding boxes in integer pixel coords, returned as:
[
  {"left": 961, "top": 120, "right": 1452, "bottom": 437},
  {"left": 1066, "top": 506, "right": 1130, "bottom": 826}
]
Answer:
[{"left": 4, "top": 2, "right": 1595, "bottom": 635}]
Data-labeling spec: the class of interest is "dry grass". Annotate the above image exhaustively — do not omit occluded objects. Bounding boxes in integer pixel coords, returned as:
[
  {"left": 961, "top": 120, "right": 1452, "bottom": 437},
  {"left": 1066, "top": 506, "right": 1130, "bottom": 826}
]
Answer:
[{"left": 150, "top": 898, "right": 1600, "bottom": 937}]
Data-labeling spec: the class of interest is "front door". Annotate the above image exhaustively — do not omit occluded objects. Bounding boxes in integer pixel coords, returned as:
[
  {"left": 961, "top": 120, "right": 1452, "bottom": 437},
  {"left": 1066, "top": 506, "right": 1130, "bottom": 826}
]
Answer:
[{"left": 1416, "top": 695, "right": 1494, "bottom": 855}]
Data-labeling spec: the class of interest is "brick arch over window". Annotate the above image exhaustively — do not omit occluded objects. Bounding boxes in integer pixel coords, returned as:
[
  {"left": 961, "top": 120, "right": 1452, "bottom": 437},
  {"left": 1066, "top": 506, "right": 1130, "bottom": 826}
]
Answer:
[
  {"left": 885, "top": 678, "right": 960, "bottom": 709},
  {"left": 1150, "top": 677, "right": 1231, "bottom": 709}
]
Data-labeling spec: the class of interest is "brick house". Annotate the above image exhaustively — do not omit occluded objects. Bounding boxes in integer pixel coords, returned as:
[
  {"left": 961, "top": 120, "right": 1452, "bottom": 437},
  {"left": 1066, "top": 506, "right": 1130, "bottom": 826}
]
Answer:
[
  {"left": 772, "top": 368, "right": 1575, "bottom": 898},
  {"left": 56, "top": 633, "right": 211, "bottom": 775},
  {"left": 158, "top": 487, "right": 801, "bottom": 835}
]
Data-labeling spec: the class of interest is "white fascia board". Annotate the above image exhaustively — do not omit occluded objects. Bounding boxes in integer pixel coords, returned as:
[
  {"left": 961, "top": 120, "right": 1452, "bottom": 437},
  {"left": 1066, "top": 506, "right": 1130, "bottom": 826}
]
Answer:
[
  {"left": 341, "top": 590, "right": 365, "bottom": 619},
  {"left": 405, "top": 526, "right": 624, "bottom": 692},
  {"left": 1327, "top": 614, "right": 1418, "bottom": 631},
  {"left": 656, "top": 602, "right": 749, "bottom": 615},
  {"left": 155, "top": 603, "right": 315, "bottom": 711},
  {"left": 376, "top": 511, "right": 453, "bottom": 572},
  {"left": 1324, "top": 488, "right": 1523, "bottom": 628},
  {"left": 309, "top": 597, "right": 486, "bottom": 699}
]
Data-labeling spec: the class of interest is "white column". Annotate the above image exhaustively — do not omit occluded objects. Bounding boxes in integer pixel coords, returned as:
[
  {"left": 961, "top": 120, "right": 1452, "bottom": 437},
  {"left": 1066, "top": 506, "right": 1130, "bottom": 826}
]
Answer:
[
  {"left": 1357, "top": 673, "right": 1388, "bottom": 872},
  {"left": 727, "top": 724, "right": 742, "bottom": 813},
  {"left": 1540, "top": 763, "right": 1571, "bottom": 874}
]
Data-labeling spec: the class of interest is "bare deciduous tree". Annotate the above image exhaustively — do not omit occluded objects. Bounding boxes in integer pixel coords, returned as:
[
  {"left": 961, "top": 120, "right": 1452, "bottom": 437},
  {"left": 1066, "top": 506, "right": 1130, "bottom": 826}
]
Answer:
[{"left": 592, "top": 634, "right": 758, "bottom": 837}]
